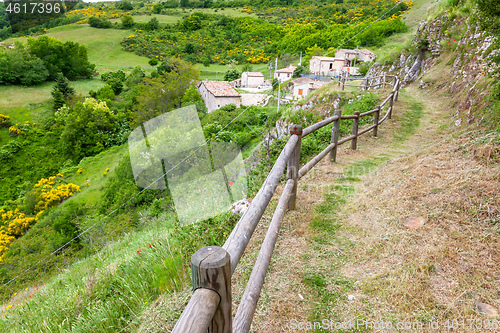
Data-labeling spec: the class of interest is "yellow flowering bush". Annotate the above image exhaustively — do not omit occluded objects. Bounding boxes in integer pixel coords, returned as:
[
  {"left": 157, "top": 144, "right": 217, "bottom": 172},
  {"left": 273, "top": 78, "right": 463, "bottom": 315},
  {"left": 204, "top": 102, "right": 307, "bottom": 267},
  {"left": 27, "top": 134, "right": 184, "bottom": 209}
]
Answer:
[
  {"left": 9, "top": 125, "right": 22, "bottom": 135},
  {"left": 0, "top": 114, "right": 10, "bottom": 127},
  {"left": 0, "top": 174, "right": 81, "bottom": 263},
  {"left": 33, "top": 175, "right": 81, "bottom": 213}
]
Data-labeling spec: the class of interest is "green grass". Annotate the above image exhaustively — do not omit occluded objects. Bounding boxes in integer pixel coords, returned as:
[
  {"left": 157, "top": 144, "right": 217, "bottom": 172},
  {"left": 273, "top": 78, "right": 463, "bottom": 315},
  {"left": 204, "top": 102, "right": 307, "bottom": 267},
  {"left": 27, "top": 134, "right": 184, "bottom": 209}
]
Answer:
[
  {"left": 62, "top": 145, "right": 127, "bottom": 207},
  {"left": 5, "top": 24, "right": 155, "bottom": 72},
  {"left": 0, "top": 79, "right": 105, "bottom": 114},
  {"left": 393, "top": 96, "right": 424, "bottom": 141},
  {"left": 109, "top": 13, "right": 183, "bottom": 24},
  {"left": 45, "top": 25, "right": 154, "bottom": 71}
]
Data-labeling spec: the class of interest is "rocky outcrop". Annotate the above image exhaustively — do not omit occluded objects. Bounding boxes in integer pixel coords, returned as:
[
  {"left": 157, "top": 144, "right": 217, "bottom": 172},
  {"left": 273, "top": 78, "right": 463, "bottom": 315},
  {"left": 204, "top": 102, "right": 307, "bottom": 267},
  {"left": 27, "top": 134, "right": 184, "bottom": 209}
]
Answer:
[{"left": 370, "top": 12, "right": 498, "bottom": 127}]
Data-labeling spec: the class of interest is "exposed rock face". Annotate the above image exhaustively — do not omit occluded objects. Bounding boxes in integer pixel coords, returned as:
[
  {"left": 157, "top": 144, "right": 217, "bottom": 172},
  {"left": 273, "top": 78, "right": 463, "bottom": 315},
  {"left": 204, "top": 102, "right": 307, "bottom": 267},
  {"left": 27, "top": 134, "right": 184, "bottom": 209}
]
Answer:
[{"left": 370, "top": 14, "right": 498, "bottom": 127}]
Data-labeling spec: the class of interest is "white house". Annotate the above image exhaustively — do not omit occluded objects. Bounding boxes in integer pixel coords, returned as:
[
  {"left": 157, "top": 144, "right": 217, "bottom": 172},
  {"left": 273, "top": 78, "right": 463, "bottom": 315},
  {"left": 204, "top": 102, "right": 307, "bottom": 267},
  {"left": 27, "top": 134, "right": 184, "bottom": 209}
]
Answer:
[
  {"left": 356, "top": 49, "right": 377, "bottom": 62},
  {"left": 335, "top": 48, "right": 377, "bottom": 64},
  {"left": 241, "top": 72, "right": 265, "bottom": 88},
  {"left": 274, "top": 65, "right": 297, "bottom": 82},
  {"left": 291, "top": 77, "right": 325, "bottom": 98},
  {"left": 197, "top": 81, "right": 241, "bottom": 113},
  {"left": 309, "top": 56, "right": 348, "bottom": 77}
]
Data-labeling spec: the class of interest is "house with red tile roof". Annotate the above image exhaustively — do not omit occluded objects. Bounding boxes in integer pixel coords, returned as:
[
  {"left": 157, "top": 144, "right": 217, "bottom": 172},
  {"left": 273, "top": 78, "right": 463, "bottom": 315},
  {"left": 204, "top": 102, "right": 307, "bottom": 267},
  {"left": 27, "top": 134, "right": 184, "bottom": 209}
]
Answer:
[{"left": 197, "top": 81, "right": 241, "bottom": 113}]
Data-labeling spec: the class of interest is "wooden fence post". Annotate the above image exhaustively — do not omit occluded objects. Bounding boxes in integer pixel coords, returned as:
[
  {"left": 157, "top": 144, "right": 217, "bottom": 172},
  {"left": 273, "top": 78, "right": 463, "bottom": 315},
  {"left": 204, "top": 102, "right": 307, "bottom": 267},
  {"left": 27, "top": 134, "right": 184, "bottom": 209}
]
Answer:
[
  {"left": 329, "top": 109, "right": 342, "bottom": 162},
  {"left": 287, "top": 124, "right": 302, "bottom": 211},
  {"left": 388, "top": 92, "right": 394, "bottom": 119},
  {"left": 341, "top": 75, "right": 345, "bottom": 90},
  {"left": 191, "top": 246, "right": 232, "bottom": 333},
  {"left": 351, "top": 111, "right": 360, "bottom": 150},
  {"left": 394, "top": 79, "right": 400, "bottom": 101},
  {"left": 373, "top": 105, "right": 380, "bottom": 138}
]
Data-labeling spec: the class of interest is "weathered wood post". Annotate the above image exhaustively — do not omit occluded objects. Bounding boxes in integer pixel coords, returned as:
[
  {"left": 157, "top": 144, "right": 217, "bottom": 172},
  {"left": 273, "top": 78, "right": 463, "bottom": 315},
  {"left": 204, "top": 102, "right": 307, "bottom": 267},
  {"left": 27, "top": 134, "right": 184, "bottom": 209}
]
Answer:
[
  {"left": 351, "top": 111, "right": 360, "bottom": 150},
  {"left": 329, "top": 109, "right": 342, "bottom": 162},
  {"left": 394, "top": 79, "right": 400, "bottom": 101},
  {"left": 287, "top": 124, "right": 302, "bottom": 211},
  {"left": 388, "top": 92, "right": 394, "bottom": 119},
  {"left": 191, "top": 246, "right": 232, "bottom": 333},
  {"left": 373, "top": 105, "right": 380, "bottom": 137},
  {"left": 363, "top": 77, "right": 368, "bottom": 91},
  {"left": 341, "top": 74, "right": 345, "bottom": 91}
]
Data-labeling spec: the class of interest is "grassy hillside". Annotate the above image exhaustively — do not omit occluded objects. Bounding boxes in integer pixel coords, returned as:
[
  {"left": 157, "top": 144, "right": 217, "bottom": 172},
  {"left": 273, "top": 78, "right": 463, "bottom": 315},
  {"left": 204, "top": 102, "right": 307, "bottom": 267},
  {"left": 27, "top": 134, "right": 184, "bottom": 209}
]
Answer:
[{"left": 1, "top": 0, "right": 474, "bottom": 331}]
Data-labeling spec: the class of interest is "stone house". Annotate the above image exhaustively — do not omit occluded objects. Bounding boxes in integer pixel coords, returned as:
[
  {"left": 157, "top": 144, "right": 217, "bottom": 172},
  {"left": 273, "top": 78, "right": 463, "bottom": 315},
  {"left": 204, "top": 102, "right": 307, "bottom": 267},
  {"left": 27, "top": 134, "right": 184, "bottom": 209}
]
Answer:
[
  {"left": 335, "top": 48, "right": 377, "bottom": 64},
  {"left": 293, "top": 79, "right": 325, "bottom": 98},
  {"left": 241, "top": 72, "right": 265, "bottom": 88},
  {"left": 274, "top": 65, "right": 297, "bottom": 82},
  {"left": 309, "top": 56, "right": 348, "bottom": 76},
  {"left": 197, "top": 81, "right": 241, "bottom": 113}
]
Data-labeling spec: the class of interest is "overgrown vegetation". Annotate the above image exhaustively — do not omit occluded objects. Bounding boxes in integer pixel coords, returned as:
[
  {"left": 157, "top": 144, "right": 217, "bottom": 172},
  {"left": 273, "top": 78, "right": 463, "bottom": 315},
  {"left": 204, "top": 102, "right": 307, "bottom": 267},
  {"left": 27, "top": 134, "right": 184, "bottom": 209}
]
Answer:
[{"left": 121, "top": 1, "right": 409, "bottom": 65}]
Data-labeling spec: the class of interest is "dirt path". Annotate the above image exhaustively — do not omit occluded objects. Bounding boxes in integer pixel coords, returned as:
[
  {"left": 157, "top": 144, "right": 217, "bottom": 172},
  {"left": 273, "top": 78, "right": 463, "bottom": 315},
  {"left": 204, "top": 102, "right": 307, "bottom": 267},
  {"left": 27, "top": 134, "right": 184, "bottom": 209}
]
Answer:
[{"left": 241, "top": 84, "right": 500, "bottom": 332}]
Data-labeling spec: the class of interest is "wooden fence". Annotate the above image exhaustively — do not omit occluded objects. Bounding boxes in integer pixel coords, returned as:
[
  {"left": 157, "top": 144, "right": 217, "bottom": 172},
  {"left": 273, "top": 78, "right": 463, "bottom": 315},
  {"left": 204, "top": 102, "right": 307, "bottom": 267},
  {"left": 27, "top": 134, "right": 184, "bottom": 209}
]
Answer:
[
  {"left": 339, "top": 72, "right": 396, "bottom": 91},
  {"left": 172, "top": 74, "right": 401, "bottom": 333}
]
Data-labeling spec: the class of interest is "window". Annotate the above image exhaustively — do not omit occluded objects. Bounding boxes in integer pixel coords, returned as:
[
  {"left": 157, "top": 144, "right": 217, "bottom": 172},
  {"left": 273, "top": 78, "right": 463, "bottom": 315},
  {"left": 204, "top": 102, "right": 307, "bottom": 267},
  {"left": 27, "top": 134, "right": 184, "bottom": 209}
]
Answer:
[
  {"left": 298, "top": 89, "right": 303, "bottom": 95},
  {"left": 329, "top": 63, "right": 333, "bottom": 70}
]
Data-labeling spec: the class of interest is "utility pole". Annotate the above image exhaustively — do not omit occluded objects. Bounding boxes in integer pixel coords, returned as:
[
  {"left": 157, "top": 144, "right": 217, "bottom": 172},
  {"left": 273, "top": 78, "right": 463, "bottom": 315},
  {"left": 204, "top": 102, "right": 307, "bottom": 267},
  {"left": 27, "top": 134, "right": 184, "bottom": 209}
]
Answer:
[
  {"left": 277, "top": 79, "right": 281, "bottom": 114},
  {"left": 275, "top": 57, "right": 278, "bottom": 78},
  {"left": 299, "top": 51, "right": 302, "bottom": 66}
]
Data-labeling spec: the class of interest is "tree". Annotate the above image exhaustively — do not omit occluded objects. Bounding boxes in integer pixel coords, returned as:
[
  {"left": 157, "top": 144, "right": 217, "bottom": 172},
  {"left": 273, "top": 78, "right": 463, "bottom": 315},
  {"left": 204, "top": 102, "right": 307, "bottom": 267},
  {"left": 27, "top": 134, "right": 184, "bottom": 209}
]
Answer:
[
  {"left": 147, "top": 18, "right": 160, "bottom": 30},
  {"left": 224, "top": 68, "right": 240, "bottom": 81},
  {"left": 202, "top": 57, "right": 211, "bottom": 67},
  {"left": 153, "top": 3, "right": 164, "bottom": 13},
  {"left": 52, "top": 89, "right": 65, "bottom": 111},
  {"left": 133, "top": 58, "right": 200, "bottom": 126},
  {"left": 88, "top": 16, "right": 112, "bottom": 29},
  {"left": 106, "top": 78, "right": 124, "bottom": 95},
  {"left": 51, "top": 73, "right": 74, "bottom": 110},
  {"left": 181, "top": 83, "right": 207, "bottom": 113},
  {"left": 303, "top": 44, "right": 325, "bottom": 65},
  {"left": 27, "top": 36, "right": 95, "bottom": 80},
  {"left": 180, "top": 0, "right": 189, "bottom": 8},
  {"left": 0, "top": 41, "right": 49, "bottom": 85},
  {"left": 60, "top": 98, "right": 117, "bottom": 159},
  {"left": 184, "top": 42, "right": 195, "bottom": 54},
  {"left": 116, "top": 0, "right": 133, "bottom": 10},
  {"left": 124, "top": 65, "right": 145, "bottom": 89},
  {"left": 121, "top": 15, "right": 135, "bottom": 28},
  {"left": 148, "top": 58, "right": 159, "bottom": 67},
  {"left": 52, "top": 73, "right": 75, "bottom": 98},
  {"left": 96, "top": 85, "right": 115, "bottom": 104}
]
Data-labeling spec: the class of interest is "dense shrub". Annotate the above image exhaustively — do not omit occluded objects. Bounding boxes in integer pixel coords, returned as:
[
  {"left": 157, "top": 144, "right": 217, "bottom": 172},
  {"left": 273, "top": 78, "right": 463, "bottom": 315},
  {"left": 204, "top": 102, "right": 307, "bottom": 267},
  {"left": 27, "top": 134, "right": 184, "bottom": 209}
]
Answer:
[
  {"left": 27, "top": 36, "right": 95, "bottom": 80},
  {"left": 0, "top": 42, "right": 48, "bottom": 85},
  {"left": 88, "top": 16, "right": 112, "bottom": 29}
]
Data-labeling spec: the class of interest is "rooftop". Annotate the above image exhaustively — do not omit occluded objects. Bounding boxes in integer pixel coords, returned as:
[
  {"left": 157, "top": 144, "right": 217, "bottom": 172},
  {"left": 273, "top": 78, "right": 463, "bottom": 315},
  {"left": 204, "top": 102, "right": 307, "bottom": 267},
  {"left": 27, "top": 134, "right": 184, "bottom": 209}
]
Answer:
[
  {"left": 291, "top": 77, "right": 316, "bottom": 86},
  {"left": 310, "top": 56, "right": 345, "bottom": 61},
  {"left": 199, "top": 81, "right": 241, "bottom": 97},
  {"left": 276, "top": 65, "right": 297, "bottom": 73},
  {"left": 243, "top": 71, "right": 265, "bottom": 77}
]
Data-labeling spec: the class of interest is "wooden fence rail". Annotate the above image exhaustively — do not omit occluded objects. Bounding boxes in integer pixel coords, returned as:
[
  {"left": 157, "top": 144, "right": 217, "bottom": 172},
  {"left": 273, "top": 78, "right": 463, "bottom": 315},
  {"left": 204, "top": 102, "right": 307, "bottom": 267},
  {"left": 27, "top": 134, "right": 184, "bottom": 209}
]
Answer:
[{"left": 172, "top": 74, "right": 401, "bottom": 333}]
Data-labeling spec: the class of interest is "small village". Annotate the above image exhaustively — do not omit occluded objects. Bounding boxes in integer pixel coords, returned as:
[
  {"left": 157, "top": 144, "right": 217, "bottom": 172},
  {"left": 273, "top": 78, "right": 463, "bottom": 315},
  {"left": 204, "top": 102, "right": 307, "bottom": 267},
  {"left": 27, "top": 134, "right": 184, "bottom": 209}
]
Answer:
[{"left": 196, "top": 48, "right": 377, "bottom": 113}]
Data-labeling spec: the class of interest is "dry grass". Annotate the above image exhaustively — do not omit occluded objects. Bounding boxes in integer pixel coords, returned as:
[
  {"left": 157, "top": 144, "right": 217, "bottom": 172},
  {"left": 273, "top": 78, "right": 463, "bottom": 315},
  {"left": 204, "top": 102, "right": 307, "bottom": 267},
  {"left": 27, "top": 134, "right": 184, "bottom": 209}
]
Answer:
[{"left": 239, "top": 82, "right": 499, "bottom": 332}]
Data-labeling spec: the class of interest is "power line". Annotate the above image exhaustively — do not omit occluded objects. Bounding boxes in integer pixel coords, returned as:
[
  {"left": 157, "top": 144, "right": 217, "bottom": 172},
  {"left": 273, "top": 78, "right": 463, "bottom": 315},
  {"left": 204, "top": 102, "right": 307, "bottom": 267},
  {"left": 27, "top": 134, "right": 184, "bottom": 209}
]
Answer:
[{"left": 0, "top": 103, "right": 259, "bottom": 291}]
